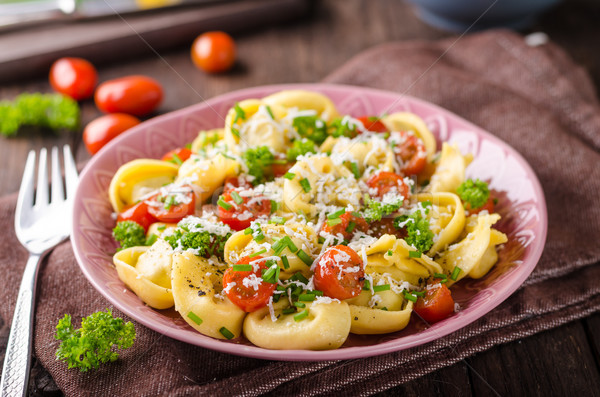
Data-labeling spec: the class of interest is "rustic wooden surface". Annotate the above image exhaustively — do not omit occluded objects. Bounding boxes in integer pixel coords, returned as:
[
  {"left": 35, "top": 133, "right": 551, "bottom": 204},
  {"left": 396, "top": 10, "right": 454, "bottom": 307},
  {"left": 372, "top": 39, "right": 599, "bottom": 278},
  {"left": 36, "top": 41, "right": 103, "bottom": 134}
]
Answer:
[{"left": 1, "top": 0, "right": 599, "bottom": 395}]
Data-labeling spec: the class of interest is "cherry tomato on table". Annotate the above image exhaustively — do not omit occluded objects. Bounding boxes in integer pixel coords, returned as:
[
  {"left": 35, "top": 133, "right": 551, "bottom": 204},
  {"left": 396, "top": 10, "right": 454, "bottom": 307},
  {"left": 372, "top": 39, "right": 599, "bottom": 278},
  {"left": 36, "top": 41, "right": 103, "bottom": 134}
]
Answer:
[
  {"left": 222, "top": 256, "right": 277, "bottom": 312},
  {"left": 217, "top": 190, "right": 272, "bottom": 231},
  {"left": 49, "top": 57, "right": 98, "bottom": 100},
  {"left": 413, "top": 283, "right": 455, "bottom": 324},
  {"left": 191, "top": 31, "right": 236, "bottom": 73},
  {"left": 392, "top": 131, "right": 427, "bottom": 176},
  {"left": 320, "top": 212, "right": 369, "bottom": 242},
  {"left": 83, "top": 113, "right": 141, "bottom": 155},
  {"left": 356, "top": 116, "right": 388, "bottom": 133},
  {"left": 146, "top": 185, "right": 196, "bottom": 223},
  {"left": 162, "top": 147, "right": 192, "bottom": 164},
  {"left": 366, "top": 171, "right": 410, "bottom": 200},
  {"left": 117, "top": 201, "right": 156, "bottom": 232},
  {"left": 313, "top": 245, "right": 364, "bottom": 300},
  {"left": 95, "top": 75, "right": 163, "bottom": 116}
]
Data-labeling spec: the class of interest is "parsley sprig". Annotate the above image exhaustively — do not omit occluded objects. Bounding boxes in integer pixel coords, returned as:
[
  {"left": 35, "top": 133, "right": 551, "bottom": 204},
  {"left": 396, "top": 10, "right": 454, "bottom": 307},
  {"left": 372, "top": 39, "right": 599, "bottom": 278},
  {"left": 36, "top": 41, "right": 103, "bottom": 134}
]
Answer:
[
  {"left": 457, "top": 178, "right": 490, "bottom": 209},
  {"left": 394, "top": 206, "right": 434, "bottom": 254}
]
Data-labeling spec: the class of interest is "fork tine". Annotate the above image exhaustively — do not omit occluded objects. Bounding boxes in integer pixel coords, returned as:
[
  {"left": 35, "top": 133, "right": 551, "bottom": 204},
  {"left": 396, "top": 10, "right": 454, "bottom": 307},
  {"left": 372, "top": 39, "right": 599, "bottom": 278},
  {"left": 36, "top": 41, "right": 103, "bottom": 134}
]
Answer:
[
  {"left": 50, "top": 146, "right": 65, "bottom": 203},
  {"left": 15, "top": 151, "right": 36, "bottom": 218},
  {"left": 34, "top": 148, "right": 48, "bottom": 208},
  {"left": 62, "top": 145, "right": 78, "bottom": 198}
]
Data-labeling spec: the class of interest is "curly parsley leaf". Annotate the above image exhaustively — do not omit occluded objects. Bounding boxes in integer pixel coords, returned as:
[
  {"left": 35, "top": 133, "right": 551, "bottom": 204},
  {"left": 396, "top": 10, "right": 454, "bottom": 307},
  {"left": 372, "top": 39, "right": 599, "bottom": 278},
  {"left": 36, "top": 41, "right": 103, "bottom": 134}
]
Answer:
[
  {"left": 112, "top": 221, "right": 146, "bottom": 251},
  {"left": 286, "top": 138, "right": 317, "bottom": 161},
  {"left": 394, "top": 208, "right": 434, "bottom": 253},
  {"left": 292, "top": 115, "right": 328, "bottom": 144},
  {"left": 457, "top": 178, "right": 489, "bottom": 209},
  {"left": 362, "top": 195, "right": 403, "bottom": 223},
  {"left": 242, "top": 146, "right": 276, "bottom": 185},
  {"left": 164, "top": 224, "right": 231, "bottom": 259},
  {"left": 328, "top": 117, "right": 359, "bottom": 138},
  {"left": 55, "top": 309, "right": 135, "bottom": 372}
]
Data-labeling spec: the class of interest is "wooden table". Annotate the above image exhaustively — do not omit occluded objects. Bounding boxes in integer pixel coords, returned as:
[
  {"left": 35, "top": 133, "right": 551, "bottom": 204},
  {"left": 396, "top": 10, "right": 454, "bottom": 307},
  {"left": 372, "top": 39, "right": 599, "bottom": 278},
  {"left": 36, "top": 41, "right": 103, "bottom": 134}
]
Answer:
[{"left": 1, "top": 0, "right": 600, "bottom": 395}]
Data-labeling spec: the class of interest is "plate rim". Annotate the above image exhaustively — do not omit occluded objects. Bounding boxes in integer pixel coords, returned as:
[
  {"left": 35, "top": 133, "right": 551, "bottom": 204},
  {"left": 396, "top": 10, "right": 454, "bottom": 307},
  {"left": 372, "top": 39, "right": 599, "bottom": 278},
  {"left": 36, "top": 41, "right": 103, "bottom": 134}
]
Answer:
[{"left": 72, "top": 83, "right": 548, "bottom": 361}]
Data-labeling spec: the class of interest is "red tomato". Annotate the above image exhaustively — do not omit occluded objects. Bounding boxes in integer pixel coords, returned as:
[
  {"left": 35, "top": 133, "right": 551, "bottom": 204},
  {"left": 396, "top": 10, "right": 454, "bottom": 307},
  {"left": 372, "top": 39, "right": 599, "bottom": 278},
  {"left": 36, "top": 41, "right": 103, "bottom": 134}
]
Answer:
[
  {"left": 223, "top": 176, "right": 252, "bottom": 193},
  {"left": 146, "top": 185, "right": 196, "bottom": 223},
  {"left": 369, "top": 217, "right": 407, "bottom": 240},
  {"left": 414, "top": 283, "right": 455, "bottom": 323},
  {"left": 222, "top": 256, "right": 277, "bottom": 312},
  {"left": 393, "top": 132, "right": 427, "bottom": 176},
  {"left": 49, "top": 57, "right": 98, "bottom": 100},
  {"left": 320, "top": 212, "right": 369, "bottom": 242},
  {"left": 117, "top": 201, "right": 156, "bottom": 232},
  {"left": 270, "top": 162, "right": 294, "bottom": 178},
  {"left": 83, "top": 113, "right": 141, "bottom": 155},
  {"left": 191, "top": 31, "right": 236, "bottom": 73},
  {"left": 467, "top": 196, "right": 496, "bottom": 214},
  {"left": 366, "top": 171, "right": 410, "bottom": 200},
  {"left": 313, "top": 245, "right": 364, "bottom": 300},
  {"left": 357, "top": 116, "right": 388, "bottom": 133},
  {"left": 162, "top": 147, "right": 192, "bottom": 164},
  {"left": 95, "top": 75, "right": 163, "bottom": 116},
  {"left": 217, "top": 191, "right": 272, "bottom": 231}
]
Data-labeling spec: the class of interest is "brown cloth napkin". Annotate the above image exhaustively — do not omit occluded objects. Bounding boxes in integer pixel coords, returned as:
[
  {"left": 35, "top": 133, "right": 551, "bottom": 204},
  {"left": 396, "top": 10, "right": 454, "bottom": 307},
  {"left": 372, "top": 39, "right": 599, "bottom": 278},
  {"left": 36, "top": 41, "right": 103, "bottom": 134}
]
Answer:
[{"left": 1, "top": 29, "right": 600, "bottom": 396}]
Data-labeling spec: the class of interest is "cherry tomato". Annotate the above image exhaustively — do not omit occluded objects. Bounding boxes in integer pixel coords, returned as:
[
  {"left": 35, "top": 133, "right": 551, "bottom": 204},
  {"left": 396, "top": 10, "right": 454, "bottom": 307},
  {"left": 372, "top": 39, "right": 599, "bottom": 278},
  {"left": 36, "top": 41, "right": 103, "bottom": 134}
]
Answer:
[
  {"left": 366, "top": 171, "right": 410, "bottom": 200},
  {"left": 49, "top": 57, "right": 98, "bottom": 100},
  {"left": 191, "top": 31, "right": 236, "bottom": 73},
  {"left": 357, "top": 116, "right": 388, "bottom": 133},
  {"left": 320, "top": 212, "right": 369, "bottom": 242},
  {"left": 414, "top": 283, "right": 455, "bottom": 323},
  {"left": 117, "top": 201, "right": 156, "bottom": 232},
  {"left": 270, "top": 161, "right": 294, "bottom": 178},
  {"left": 467, "top": 196, "right": 496, "bottom": 215},
  {"left": 369, "top": 217, "right": 407, "bottom": 240},
  {"left": 313, "top": 245, "right": 364, "bottom": 300},
  {"left": 393, "top": 132, "right": 427, "bottom": 176},
  {"left": 217, "top": 191, "right": 272, "bottom": 231},
  {"left": 146, "top": 185, "right": 196, "bottom": 223},
  {"left": 95, "top": 75, "right": 163, "bottom": 116},
  {"left": 223, "top": 176, "right": 252, "bottom": 193},
  {"left": 222, "top": 256, "right": 277, "bottom": 312},
  {"left": 162, "top": 147, "right": 192, "bottom": 164},
  {"left": 83, "top": 113, "right": 141, "bottom": 155}
]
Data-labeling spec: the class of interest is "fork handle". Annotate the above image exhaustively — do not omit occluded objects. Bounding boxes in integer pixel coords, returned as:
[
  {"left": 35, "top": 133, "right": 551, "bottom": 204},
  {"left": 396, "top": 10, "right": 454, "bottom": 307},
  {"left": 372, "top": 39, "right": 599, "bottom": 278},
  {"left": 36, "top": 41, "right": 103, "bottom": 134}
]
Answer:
[{"left": 1, "top": 253, "right": 42, "bottom": 397}]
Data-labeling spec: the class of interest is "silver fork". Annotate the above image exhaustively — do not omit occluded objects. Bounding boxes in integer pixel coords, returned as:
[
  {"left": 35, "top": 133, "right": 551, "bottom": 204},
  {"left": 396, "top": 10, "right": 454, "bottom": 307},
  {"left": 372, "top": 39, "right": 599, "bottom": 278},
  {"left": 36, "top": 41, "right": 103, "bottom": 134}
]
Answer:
[{"left": 1, "top": 146, "right": 78, "bottom": 397}]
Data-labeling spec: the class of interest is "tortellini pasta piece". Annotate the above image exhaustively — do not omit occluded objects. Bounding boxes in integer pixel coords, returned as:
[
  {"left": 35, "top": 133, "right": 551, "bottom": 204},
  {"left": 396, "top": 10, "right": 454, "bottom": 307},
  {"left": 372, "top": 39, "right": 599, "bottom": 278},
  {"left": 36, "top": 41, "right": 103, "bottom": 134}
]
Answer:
[
  {"left": 171, "top": 252, "right": 246, "bottom": 340},
  {"left": 113, "top": 239, "right": 174, "bottom": 309},
  {"left": 176, "top": 152, "right": 240, "bottom": 203},
  {"left": 283, "top": 155, "right": 361, "bottom": 217},
  {"left": 382, "top": 112, "right": 437, "bottom": 161},
  {"left": 262, "top": 90, "right": 340, "bottom": 121},
  {"left": 415, "top": 192, "right": 466, "bottom": 256},
  {"left": 243, "top": 299, "right": 351, "bottom": 350},
  {"left": 427, "top": 143, "right": 473, "bottom": 193},
  {"left": 109, "top": 159, "right": 179, "bottom": 212},
  {"left": 436, "top": 213, "right": 507, "bottom": 284},
  {"left": 347, "top": 291, "right": 413, "bottom": 334},
  {"left": 190, "top": 128, "right": 224, "bottom": 152},
  {"left": 322, "top": 135, "right": 396, "bottom": 175}
]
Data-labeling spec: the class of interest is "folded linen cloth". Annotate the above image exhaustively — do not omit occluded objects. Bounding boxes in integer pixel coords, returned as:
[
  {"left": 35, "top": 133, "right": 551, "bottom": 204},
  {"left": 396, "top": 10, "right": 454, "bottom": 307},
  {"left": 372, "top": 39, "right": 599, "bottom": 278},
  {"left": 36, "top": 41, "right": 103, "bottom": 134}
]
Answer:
[{"left": 0, "top": 29, "right": 599, "bottom": 396}]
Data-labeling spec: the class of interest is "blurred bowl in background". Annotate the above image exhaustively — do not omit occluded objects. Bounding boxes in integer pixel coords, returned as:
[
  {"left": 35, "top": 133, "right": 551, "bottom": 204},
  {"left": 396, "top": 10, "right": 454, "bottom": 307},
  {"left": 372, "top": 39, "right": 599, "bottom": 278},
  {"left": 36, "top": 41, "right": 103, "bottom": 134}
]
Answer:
[{"left": 407, "top": 0, "right": 561, "bottom": 32}]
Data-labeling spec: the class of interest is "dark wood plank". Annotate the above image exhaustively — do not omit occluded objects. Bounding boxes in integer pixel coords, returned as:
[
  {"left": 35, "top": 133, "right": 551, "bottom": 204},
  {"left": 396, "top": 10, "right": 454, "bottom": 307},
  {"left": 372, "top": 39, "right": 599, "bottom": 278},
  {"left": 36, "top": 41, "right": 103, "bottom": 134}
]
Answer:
[{"left": 467, "top": 321, "right": 600, "bottom": 396}]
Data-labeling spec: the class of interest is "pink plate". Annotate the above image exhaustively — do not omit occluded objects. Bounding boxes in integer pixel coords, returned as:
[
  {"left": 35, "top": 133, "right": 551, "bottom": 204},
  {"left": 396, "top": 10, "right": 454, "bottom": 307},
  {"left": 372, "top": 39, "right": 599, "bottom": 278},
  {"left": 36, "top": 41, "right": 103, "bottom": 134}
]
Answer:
[{"left": 72, "top": 84, "right": 547, "bottom": 361}]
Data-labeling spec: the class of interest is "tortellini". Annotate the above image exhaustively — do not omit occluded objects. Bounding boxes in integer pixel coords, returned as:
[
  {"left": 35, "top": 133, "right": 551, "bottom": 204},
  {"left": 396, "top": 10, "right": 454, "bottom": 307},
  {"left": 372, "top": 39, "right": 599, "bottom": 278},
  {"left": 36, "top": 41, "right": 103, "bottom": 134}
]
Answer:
[
  {"left": 176, "top": 153, "right": 240, "bottom": 203},
  {"left": 427, "top": 143, "right": 473, "bottom": 194},
  {"left": 322, "top": 135, "right": 396, "bottom": 175}
]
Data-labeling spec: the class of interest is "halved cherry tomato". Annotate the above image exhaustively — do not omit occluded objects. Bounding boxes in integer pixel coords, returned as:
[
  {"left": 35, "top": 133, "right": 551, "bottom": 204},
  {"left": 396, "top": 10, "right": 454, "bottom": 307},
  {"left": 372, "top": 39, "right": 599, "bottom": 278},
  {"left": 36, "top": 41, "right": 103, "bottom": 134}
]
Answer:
[
  {"left": 217, "top": 191, "right": 272, "bottom": 231},
  {"left": 270, "top": 161, "right": 294, "bottom": 178},
  {"left": 83, "top": 113, "right": 141, "bottom": 155},
  {"left": 95, "top": 75, "right": 163, "bottom": 116},
  {"left": 313, "top": 245, "right": 364, "bottom": 300},
  {"left": 222, "top": 256, "right": 277, "bottom": 312},
  {"left": 357, "top": 116, "right": 388, "bottom": 133},
  {"left": 49, "top": 57, "right": 98, "bottom": 100},
  {"left": 320, "top": 212, "right": 369, "bottom": 242},
  {"left": 366, "top": 171, "right": 410, "bottom": 199},
  {"left": 467, "top": 196, "right": 496, "bottom": 215},
  {"left": 223, "top": 176, "right": 252, "bottom": 193},
  {"left": 393, "top": 132, "right": 427, "bottom": 176},
  {"left": 369, "top": 217, "right": 407, "bottom": 240},
  {"left": 191, "top": 31, "right": 236, "bottom": 73},
  {"left": 117, "top": 201, "right": 156, "bottom": 232},
  {"left": 162, "top": 147, "right": 192, "bottom": 164},
  {"left": 146, "top": 185, "right": 196, "bottom": 223},
  {"left": 414, "top": 283, "right": 455, "bottom": 324}
]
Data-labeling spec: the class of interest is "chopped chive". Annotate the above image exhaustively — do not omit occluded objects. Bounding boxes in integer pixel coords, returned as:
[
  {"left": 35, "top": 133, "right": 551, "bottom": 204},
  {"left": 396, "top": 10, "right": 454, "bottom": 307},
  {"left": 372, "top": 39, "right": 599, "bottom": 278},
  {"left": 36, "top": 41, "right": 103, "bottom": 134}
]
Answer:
[
  {"left": 164, "top": 195, "right": 176, "bottom": 210},
  {"left": 363, "top": 279, "right": 371, "bottom": 291},
  {"left": 349, "top": 162, "right": 360, "bottom": 179},
  {"left": 381, "top": 307, "right": 389, "bottom": 311},
  {"left": 230, "top": 191, "right": 244, "bottom": 205},
  {"left": 283, "top": 172, "right": 296, "bottom": 180},
  {"left": 262, "top": 265, "right": 279, "bottom": 283},
  {"left": 373, "top": 284, "right": 391, "bottom": 292},
  {"left": 291, "top": 272, "right": 309, "bottom": 284},
  {"left": 346, "top": 221, "right": 356, "bottom": 233},
  {"left": 403, "top": 291, "right": 417, "bottom": 303},
  {"left": 231, "top": 127, "right": 240, "bottom": 138},
  {"left": 265, "top": 105, "right": 275, "bottom": 119},
  {"left": 273, "top": 293, "right": 281, "bottom": 303},
  {"left": 219, "top": 326, "right": 235, "bottom": 340},
  {"left": 308, "top": 290, "right": 323, "bottom": 296},
  {"left": 409, "top": 250, "right": 422, "bottom": 258},
  {"left": 170, "top": 153, "right": 183, "bottom": 165},
  {"left": 294, "top": 301, "right": 306, "bottom": 308},
  {"left": 327, "top": 208, "right": 346, "bottom": 219},
  {"left": 144, "top": 233, "right": 158, "bottom": 246},
  {"left": 269, "top": 216, "right": 285, "bottom": 225},
  {"left": 299, "top": 178, "right": 311, "bottom": 193},
  {"left": 244, "top": 227, "right": 252, "bottom": 235},
  {"left": 285, "top": 237, "right": 298, "bottom": 253},
  {"left": 185, "top": 143, "right": 192, "bottom": 149},
  {"left": 318, "top": 236, "right": 326, "bottom": 244},
  {"left": 217, "top": 197, "right": 232, "bottom": 211},
  {"left": 282, "top": 307, "right": 296, "bottom": 315},
  {"left": 270, "top": 200, "right": 279, "bottom": 213},
  {"left": 297, "top": 249, "right": 313, "bottom": 266},
  {"left": 413, "top": 290, "right": 425, "bottom": 297},
  {"left": 293, "top": 309, "right": 309, "bottom": 322},
  {"left": 233, "top": 102, "right": 246, "bottom": 123},
  {"left": 157, "top": 225, "right": 166, "bottom": 231},
  {"left": 351, "top": 211, "right": 362, "bottom": 218},
  {"left": 326, "top": 218, "right": 342, "bottom": 227},
  {"left": 387, "top": 249, "right": 393, "bottom": 256},
  {"left": 271, "top": 238, "right": 286, "bottom": 256},
  {"left": 233, "top": 264, "right": 252, "bottom": 272},
  {"left": 187, "top": 311, "right": 203, "bottom": 325},
  {"left": 450, "top": 266, "right": 461, "bottom": 281},
  {"left": 433, "top": 273, "right": 447, "bottom": 280},
  {"left": 281, "top": 255, "right": 290, "bottom": 269},
  {"left": 299, "top": 294, "right": 315, "bottom": 302},
  {"left": 249, "top": 249, "right": 266, "bottom": 258}
]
